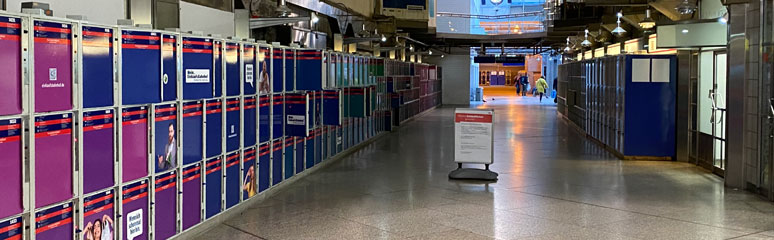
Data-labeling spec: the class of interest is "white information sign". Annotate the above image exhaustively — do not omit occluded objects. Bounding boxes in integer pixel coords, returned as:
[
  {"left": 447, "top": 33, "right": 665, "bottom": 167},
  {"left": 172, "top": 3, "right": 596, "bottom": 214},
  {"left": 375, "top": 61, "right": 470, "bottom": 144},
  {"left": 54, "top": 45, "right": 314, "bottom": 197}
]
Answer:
[
  {"left": 126, "top": 209, "right": 143, "bottom": 240},
  {"left": 454, "top": 109, "right": 494, "bottom": 164},
  {"left": 245, "top": 64, "right": 254, "bottom": 86},
  {"left": 287, "top": 115, "right": 306, "bottom": 125},
  {"left": 185, "top": 69, "right": 210, "bottom": 83}
]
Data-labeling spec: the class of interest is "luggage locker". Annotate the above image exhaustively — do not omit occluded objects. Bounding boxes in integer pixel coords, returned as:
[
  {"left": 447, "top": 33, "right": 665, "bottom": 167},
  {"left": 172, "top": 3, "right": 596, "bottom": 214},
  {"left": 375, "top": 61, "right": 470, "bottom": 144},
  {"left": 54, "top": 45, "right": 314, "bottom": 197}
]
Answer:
[
  {"left": 204, "top": 156, "right": 222, "bottom": 219},
  {"left": 271, "top": 140, "right": 283, "bottom": 185},
  {"left": 35, "top": 202, "right": 74, "bottom": 240},
  {"left": 224, "top": 151, "right": 240, "bottom": 209},
  {"left": 121, "top": 106, "right": 149, "bottom": 183},
  {"left": 81, "top": 109, "right": 115, "bottom": 195},
  {"left": 34, "top": 112, "right": 74, "bottom": 208},
  {"left": 153, "top": 103, "right": 178, "bottom": 173},
  {"left": 182, "top": 36, "right": 214, "bottom": 100},
  {"left": 80, "top": 24, "right": 116, "bottom": 108},
  {"left": 296, "top": 49, "right": 323, "bottom": 91},
  {"left": 314, "top": 128, "right": 323, "bottom": 164},
  {"left": 258, "top": 46, "right": 272, "bottom": 95},
  {"left": 32, "top": 18, "right": 75, "bottom": 112},
  {"left": 272, "top": 48, "right": 284, "bottom": 93},
  {"left": 258, "top": 95, "right": 271, "bottom": 143},
  {"left": 121, "top": 29, "right": 161, "bottom": 105},
  {"left": 295, "top": 137, "right": 304, "bottom": 174},
  {"left": 243, "top": 96, "right": 257, "bottom": 147},
  {"left": 283, "top": 137, "right": 294, "bottom": 179},
  {"left": 305, "top": 129, "right": 315, "bottom": 169},
  {"left": 285, "top": 48, "right": 295, "bottom": 92},
  {"left": 258, "top": 143, "right": 270, "bottom": 192},
  {"left": 182, "top": 100, "right": 204, "bottom": 165},
  {"left": 121, "top": 179, "right": 149, "bottom": 240},
  {"left": 161, "top": 33, "right": 177, "bottom": 102},
  {"left": 0, "top": 14, "right": 24, "bottom": 116},
  {"left": 0, "top": 117, "right": 23, "bottom": 219},
  {"left": 205, "top": 99, "right": 223, "bottom": 158},
  {"left": 225, "top": 41, "right": 241, "bottom": 96},
  {"left": 225, "top": 97, "right": 241, "bottom": 152},
  {"left": 212, "top": 40, "right": 223, "bottom": 97},
  {"left": 153, "top": 170, "right": 177, "bottom": 239},
  {"left": 242, "top": 146, "right": 257, "bottom": 200},
  {"left": 1, "top": 215, "right": 22, "bottom": 240},
  {"left": 285, "top": 93, "right": 309, "bottom": 137},
  {"left": 243, "top": 43, "right": 257, "bottom": 95},
  {"left": 272, "top": 94, "right": 284, "bottom": 139},
  {"left": 81, "top": 189, "right": 115, "bottom": 240},
  {"left": 182, "top": 162, "right": 202, "bottom": 230}
]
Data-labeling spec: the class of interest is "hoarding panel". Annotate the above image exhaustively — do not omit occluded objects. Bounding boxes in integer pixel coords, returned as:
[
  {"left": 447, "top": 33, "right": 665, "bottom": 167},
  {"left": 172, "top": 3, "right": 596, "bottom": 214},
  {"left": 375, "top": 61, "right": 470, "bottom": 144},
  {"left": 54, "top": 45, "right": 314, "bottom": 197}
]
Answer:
[
  {"left": 284, "top": 49, "right": 295, "bottom": 92},
  {"left": 295, "top": 137, "right": 304, "bottom": 174},
  {"left": 258, "top": 143, "right": 270, "bottom": 192},
  {"left": 296, "top": 49, "right": 322, "bottom": 91},
  {"left": 258, "top": 47, "right": 271, "bottom": 95},
  {"left": 285, "top": 93, "right": 308, "bottom": 137},
  {"left": 272, "top": 48, "right": 283, "bottom": 93},
  {"left": 272, "top": 94, "right": 284, "bottom": 139},
  {"left": 213, "top": 41, "right": 223, "bottom": 97},
  {"left": 82, "top": 189, "right": 115, "bottom": 240},
  {"left": 243, "top": 44, "right": 257, "bottom": 95},
  {"left": 224, "top": 151, "right": 240, "bottom": 208},
  {"left": 284, "top": 138, "right": 294, "bottom": 179},
  {"left": 258, "top": 95, "right": 271, "bottom": 143},
  {"left": 271, "top": 140, "right": 282, "bottom": 186}
]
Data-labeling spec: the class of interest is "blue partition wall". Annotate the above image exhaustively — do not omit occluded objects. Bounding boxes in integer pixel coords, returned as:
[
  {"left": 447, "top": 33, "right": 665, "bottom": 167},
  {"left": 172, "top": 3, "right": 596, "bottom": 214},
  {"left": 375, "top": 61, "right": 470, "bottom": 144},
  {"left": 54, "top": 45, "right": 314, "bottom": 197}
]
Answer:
[
  {"left": 161, "top": 34, "right": 177, "bottom": 102},
  {"left": 121, "top": 30, "right": 161, "bottom": 105},
  {"left": 182, "top": 37, "right": 214, "bottom": 100},
  {"left": 81, "top": 26, "right": 114, "bottom": 108}
]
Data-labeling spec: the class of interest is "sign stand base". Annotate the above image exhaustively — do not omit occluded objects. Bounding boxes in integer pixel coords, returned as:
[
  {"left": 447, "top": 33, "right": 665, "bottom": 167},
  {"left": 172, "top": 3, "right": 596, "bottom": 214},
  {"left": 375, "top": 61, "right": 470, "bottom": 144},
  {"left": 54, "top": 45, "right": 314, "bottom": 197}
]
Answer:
[{"left": 448, "top": 163, "right": 498, "bottom": 181}]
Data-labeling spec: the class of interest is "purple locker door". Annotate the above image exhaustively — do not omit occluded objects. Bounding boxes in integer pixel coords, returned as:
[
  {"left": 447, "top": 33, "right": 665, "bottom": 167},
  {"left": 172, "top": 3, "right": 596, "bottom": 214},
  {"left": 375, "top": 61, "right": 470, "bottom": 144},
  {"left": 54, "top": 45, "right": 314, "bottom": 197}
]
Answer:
[
  {"left": 121, "top": 106, "right": 149, "bottom": 183},
  {"left": 82, "top": 109, "right": 115, "bottom": 194},
  {"left": 154, "top": 170, "right": 177, "bottom": 239},
  {"left": 0, "top": 118, "right": 23, "bottom": 219},
  {"left": 35, "top": 202, "right": 73, "bottom": 240},
  {"left": 182, "top": 163, "right": 202, "bottom": 230},
  {"left": 122, "top": 179, "right": 148, "bottom": 240},
  {"left": 34, "top": 113, "right": 73, "bottom": 208},
  {"left": 81, "top": 189, "right": 115, "bottom": 240},
  {"left": 0, "top": 16, "right": 23, "bottom": 115},
  {"left": 33, "top": 20, "right": 73, "bottom": 112}
]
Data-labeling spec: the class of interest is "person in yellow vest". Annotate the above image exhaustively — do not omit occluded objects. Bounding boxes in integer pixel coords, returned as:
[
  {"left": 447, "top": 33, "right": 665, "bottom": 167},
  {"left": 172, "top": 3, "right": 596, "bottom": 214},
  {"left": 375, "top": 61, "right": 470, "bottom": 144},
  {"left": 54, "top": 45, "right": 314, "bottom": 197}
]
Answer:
[{"left": 536, "top": 76, "right": 549, "bottom": 102}]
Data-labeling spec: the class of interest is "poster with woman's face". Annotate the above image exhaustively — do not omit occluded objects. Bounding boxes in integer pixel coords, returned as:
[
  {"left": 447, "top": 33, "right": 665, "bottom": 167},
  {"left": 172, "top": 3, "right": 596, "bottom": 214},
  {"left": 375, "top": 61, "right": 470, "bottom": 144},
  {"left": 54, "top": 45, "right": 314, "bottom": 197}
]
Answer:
[
  {"left": 83, "top": 189, "right": 115, "bottom": 240},
  {"left": 242, "top": 148, "right": 257, "bottom": 200},
  {"left": 258, "top": 47, "right": 271, "bottom": 95}
]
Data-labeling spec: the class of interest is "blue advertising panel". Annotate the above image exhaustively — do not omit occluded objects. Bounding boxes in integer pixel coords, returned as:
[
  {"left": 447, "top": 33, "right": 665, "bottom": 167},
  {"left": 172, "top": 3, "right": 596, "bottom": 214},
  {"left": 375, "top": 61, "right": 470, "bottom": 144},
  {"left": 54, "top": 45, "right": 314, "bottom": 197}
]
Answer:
[
  {"left": 258, "top": 143, "right": 270, "bottom": 192},
  {"left": 322, "top": 90, "right": 341, "bottom": 126},
  {"left": 285, "top": 93, "right": 308, "bottom": 137},
  {"left": 258, "top": 95, "right": 271, "bottom": 143},
  {"left": 225, "top": 42, "right": 240, "bottom": 96},
  {"left": 272, "top": 94, "right": 284, "bottom": 139},
  {"left": 121, "top": 179, "right": 148, "bottom": 240},
  {"left": 272, "top": 48, "right": 283, "bottom": 93},
  {"left": 0, "top": 118, "right": 22, "bottom": 219},
  {"left": 182, "top": 101, "right": 203, "bottom": 165},
  {"left": 205, "top": 99, "right": 222, "bottom": 158},
  {"left": 204, "top": 156, "right": 222, "bottom": 219},
  {"left": 285, "top": 49, "right": 295, "bottom": 92},
  {"left": 243, "top": 96, "right": 257, "bottom": 147},
  {"left": 224, "top": 151, "right": 240, "bottom": 209},
  {"left": 271, "top": 140, "right": 282, "bottom": 186},
  {"left": 121, "top": 30, "right": 160, "bottom": 105},
  {"left": 225, "top": 98, "right": 240, "bottom": 152},
  {"left": 182, "top": 37, "right": 214, "bottom": 100},
  {"left": 283, "top": 138, "right": 294, "bottom": 179},
  {"left": 34, "top": 113, "right": 73, "bottom": 208},
  {"left": 161, "top": 34, "right": 177, "bottom": 102},
  {"left": 182, "top": 162, "right": 201, "bottom": 230},
  {"left": 81, "top": 26, "right": 114, "bottom": 108},
  {"left": 243, "top": 44, "right": 257, "bottom": 95},
  {"left": 296, "top": 49, "right": 322, "bottom": 91},
  {"left": 258, "top": 47, "right": 271, "bottom": 95},
  {"left": 82, "top": 109, "right": 115, "bottom": 194},
  {"left": 153, "top": 103, "right": 177, "bottom": 173},
  {"left": 294, "top": 137, "right": 304, "bottom": 174},
  {"left": 35, "top": 202, "right": 73, "bottom": 240},
  {"left": 153, "top": 170, "right": 177, "bottom": 239},
  {"left": 305, "top": 130, "right": 314, "bottom": 169},
  {"left": 242, "top": 147, "right": 256, "bottom": 200},
  {"left": 213, "top": 41, "right": 222, "bottom": 97},
  {"left": 82, "top": 189, "right": 115, "bottom": 240}
]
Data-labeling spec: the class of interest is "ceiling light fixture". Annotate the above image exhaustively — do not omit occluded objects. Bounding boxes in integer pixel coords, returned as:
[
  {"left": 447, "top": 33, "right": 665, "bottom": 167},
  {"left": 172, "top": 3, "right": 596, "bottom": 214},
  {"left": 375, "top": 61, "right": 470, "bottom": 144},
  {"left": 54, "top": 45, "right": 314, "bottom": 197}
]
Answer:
[
  {"left": 581, "top": 29, "right": 592, "bottom": 47},
  {"left": 564, "top": 37, "right": 572, "bottom": 53},
  {"left": 611, "top": 12, "right": 627, "bottom": 36},
  {"left": 310, "top": 13, "right": 319, "bottom": 24},
  {"left": 676, "top": 0, "right": 697, "bottom": 15},
  {"left": 639, "top": 9, "right": 656, "bottom": 29},
  {"left": 719, "top": 12, "right": 728, "bottom": 24}
]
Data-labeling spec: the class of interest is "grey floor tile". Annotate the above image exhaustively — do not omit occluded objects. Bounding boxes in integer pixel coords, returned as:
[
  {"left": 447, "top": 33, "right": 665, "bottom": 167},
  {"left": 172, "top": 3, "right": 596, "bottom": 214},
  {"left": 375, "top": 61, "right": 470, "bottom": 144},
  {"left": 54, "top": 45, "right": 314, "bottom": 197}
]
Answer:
[
  {"left": 190, "top": 224, "right": 263, "bottom": 240},
  {"left": 591, "top": 215, "right": 751, "bottom": 240},
  {"left": 407, "top": 229, "right": 495, "bottom": 240}
]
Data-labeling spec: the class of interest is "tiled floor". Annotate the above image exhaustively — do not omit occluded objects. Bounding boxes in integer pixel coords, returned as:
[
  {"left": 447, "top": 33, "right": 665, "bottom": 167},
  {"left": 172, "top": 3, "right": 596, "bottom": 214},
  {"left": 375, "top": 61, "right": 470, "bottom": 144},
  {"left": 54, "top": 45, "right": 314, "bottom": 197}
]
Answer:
[{"left": 193, "top": 91, "right": 774, "bottom": 240}]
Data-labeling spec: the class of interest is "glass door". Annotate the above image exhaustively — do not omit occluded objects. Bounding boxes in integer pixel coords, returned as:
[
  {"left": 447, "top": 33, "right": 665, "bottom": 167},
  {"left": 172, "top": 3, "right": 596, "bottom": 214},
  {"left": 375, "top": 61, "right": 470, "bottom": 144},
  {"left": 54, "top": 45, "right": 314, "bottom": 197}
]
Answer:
[
  {"left": 711, "top": 53, "right": 727, "bottom": 173},
  {"left": 697, "top": 50, "right": 727, "bottom": 175}
]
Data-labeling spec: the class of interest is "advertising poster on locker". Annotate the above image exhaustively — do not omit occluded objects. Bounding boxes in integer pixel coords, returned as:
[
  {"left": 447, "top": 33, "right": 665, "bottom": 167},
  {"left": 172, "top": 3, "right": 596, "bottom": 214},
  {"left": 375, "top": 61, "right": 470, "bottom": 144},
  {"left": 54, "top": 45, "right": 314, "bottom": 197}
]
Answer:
[
  {"left": 242, "top": 147, "right": 257, "bottom": 200},
  {"left": 121, "top": 30, "right": 161, "bottom": 105},
  {"left": 258, "top": 143, "right": 270, "bottom": 192},
  {"left": 271, "top": 140, "right": 283, "bottom": 185},
  {"left": 305, "top": 130, "right": 315, "bottom": 169},
  {"left": 296, "top": 49, "right": 322, "bottom": 90},
  {"left": 244, "top": 96, "right": 257, "bottom": 147},
  {"left": 121, "top": 106, "right": 149, "bottom": 182},
  {"left": 225, "top": 42, "right": 240, "bottom": 96},
  {"left": 81, "top": 25, "right": 114, "bottom": 108},
  {"left": 0, "top": 216, "right": 22, "bottom": 240},
  {"left": 272, "top": 48, "right": 283, "bottom": 93},
  {"left": 213, "top": 40, "right": 222, "bottom": 97},
  {"left": 122, "top": 179, "right": 148, "bottom": 240},
  {"left": 225, "top": 98, "right": 241, "bottom": 152},
  {"left": 224, "top": 151, "right": 240, "bottom": 208},
  {"left": 34, "top": 113, "right": 73, "bottom": 208},
  {"left": 35, "top": 202, "right": 73, "bottom": 240},
  {"left": 0, "top": 15, "right": 22, "bottom": 115},
  {"left": 272, "top": 94, "right": 284, "bottom": 139},
  {"left": 82, "top": 189, "right": 115, "bottom": 240},
  {"left": 294, "top": 137, "right": 304, "bottom": 174},
  {"left": 283, "top": 137, "right": 295, "bottom": 179},
  {"left": 258, "top": 95, "right": 271, "bottom": 143},
  {"left": 82, "top": 109, "right": 115, "bottom": 194},
  {"left": 154, "top": 170, "right": 177, "bottom": 239},
  {"left": 243, "top": 44, "right": 257, "bottom": 95},
  {"left": 285, "top": 49, "right": 295, "bottom": 92},
  {"left": 182, "top": 101, "right": 203, "bottom": 166},
  {"left": 33, "top": 20, "right": 72, "bottom": 112},
  {"left": 258, "top": 47, "right": 271, "bottom": 95},
  {"left": 161, "top": 34, "right": 177, "bottom": 102},
  {"left": 0, "top": 118, "right": 23, "bottom": 219},
  {"left": 285, "top": 93, "right": 308, "bottom": 137},
  {"left": 182, "top": 37, "right": 213, "bottom": 100},
  {"left": 154, "top": 103, "right": 178, "bottom": 173},
  {"left": 205, "top": 99, "right": 222, "bottom": 158},
  {"left": 182, "top": 162, "right": 202, "bottom": 230},
  {"left": 204, "top": 156, "right": 222, "bottom": 219}
]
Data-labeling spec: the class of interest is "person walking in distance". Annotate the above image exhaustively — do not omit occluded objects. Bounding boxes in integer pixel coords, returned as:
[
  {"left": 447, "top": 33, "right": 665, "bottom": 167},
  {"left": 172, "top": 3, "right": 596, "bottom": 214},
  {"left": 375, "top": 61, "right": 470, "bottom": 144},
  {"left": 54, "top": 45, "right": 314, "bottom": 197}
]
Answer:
[
  {"left": 536, "top": 76, "right": 549, "bottom": 102},
  {"left": 519, "top": 74, "right": 529, "bottom": 97}
]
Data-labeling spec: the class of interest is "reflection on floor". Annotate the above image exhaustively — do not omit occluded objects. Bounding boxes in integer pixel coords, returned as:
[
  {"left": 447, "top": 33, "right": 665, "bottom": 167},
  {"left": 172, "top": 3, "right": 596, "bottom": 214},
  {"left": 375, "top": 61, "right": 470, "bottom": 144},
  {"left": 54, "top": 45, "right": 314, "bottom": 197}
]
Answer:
[{"left": 195, "top": 96, "right": 774, "bottom": 240}]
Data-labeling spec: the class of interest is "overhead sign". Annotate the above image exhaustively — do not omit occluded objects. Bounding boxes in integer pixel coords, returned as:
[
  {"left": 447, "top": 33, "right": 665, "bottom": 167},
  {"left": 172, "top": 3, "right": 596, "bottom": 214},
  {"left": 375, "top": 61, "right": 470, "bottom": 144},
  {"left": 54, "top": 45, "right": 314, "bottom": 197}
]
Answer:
[{"left": 454, "top": 109, "right": 494, "bottom": 164}]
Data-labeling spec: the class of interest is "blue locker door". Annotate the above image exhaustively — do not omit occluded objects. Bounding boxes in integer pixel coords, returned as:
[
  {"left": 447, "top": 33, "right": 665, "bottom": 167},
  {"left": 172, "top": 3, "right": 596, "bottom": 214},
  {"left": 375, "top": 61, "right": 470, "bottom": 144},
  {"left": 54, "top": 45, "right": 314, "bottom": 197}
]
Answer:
[
  {"left": 182, "top": 100, "right": 204, "bottom": 165},
  {"left": 81, "top": 26, "right": 114, "bottom": 108},
  {"left": 243, "top": 96, "right": 257, "bottom": 147},
  {"left": 182, "top": 37, "right": 214, "bottom": 100},
  {"left": 205, "top": 99, "right": 222, "bottom": 158},
  {"left": 242, "top": 147, "right": 256, "bottom": 200},
  {"left": 205, "top": 156, "right": 222, "bottom": 219},
  {"left": 225, "top": 42, "right": 240, "bottom": 96},
  {"left": 285, "top": 49, "right": 295, "bottom": 92},
  {"left": 271, "top": 140, "right": 283, "bottom": 185},
  {"left": 258, "top": 47, "right": 271, "bottom": 95},
  {"left": 315, "top": 128, "right": 322, "bottom": 164},
  {"left": 305, "top": 133, "right": 314, "bottom": 169},
  {"left": 258, "top": 143, "right": 270, "bottom": 192},
  {"left": 272, "top": 49, "right": 284, "bottom": 93},
  {"left": 272, "top": 94, "right": 284, "bottom": 139},
  {"left": 243, "top": 44, "right": 257, "bottom": 95},
  {"left": 213, "top": 41, "right": 222, "bottom": 97},
  {"left": 258, "top": 95, "right": 271, "bottom": 143},
  {"left": 294, "top": 137, "right": 304, "bottom": 174},
  {"left": 161, "top": 34, "right": 177, "bottom": 102},
  {"left": 121, "top": 30, "right": 161, "bottom": 105},
  {"left": 284, "top": 137, "right": 294, "bottom": 179},
  {"left": 224, "top": 152, "right": 240, "bottom": 208},
  {"left": 225, "top": 98, "right": 241, "bottom": 152}
]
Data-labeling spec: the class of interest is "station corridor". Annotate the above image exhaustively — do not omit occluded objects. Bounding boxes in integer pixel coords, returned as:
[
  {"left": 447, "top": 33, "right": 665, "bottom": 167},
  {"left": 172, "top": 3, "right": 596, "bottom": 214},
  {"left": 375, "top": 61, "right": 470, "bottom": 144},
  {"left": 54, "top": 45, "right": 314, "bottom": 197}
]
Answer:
[{"left": 193, "top": 96, "right": 774, "bottom": 240}]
